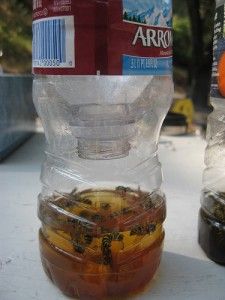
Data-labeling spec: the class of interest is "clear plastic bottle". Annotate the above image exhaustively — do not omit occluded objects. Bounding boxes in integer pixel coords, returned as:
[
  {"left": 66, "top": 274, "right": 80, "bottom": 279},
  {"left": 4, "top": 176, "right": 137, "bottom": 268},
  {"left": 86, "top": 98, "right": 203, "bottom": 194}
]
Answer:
[
  {"left": 199, "top": 0, "right": 225, "bottom": 265},
  {"left": 33, "top": 1, "right": 173, "bottom": 298}
]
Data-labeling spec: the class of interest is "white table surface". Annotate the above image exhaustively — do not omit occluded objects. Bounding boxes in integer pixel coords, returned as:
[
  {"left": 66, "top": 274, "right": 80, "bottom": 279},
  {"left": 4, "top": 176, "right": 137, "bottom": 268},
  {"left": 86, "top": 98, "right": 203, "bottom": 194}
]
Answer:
[{"left": 0, "top": 133, "right": 224, "bottom": 300}]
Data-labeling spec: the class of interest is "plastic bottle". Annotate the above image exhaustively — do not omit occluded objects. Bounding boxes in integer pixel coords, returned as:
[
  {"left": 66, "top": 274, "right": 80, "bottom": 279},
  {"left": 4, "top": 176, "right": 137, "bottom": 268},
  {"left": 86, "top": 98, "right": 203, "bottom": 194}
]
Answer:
[
  {"left": 32, "top": 1, "right": 173, "bottom": 298},
  {"left": 199, "top": 0, "right": 225, "bottom": 265}
]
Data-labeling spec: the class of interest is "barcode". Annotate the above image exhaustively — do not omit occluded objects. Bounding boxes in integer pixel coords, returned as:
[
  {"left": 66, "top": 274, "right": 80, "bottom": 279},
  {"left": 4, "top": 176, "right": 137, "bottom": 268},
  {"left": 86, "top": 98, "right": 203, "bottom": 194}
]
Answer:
[{"left": 32, "top": 16, "right": 75, "bottom": 68}]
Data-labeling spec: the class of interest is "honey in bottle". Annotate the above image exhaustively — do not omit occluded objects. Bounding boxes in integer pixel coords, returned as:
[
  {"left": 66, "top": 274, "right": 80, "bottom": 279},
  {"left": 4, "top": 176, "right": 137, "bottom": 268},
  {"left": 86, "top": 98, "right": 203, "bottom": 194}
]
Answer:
[{"left": 39, "top": 188, "right": 166, "bottom": 299}]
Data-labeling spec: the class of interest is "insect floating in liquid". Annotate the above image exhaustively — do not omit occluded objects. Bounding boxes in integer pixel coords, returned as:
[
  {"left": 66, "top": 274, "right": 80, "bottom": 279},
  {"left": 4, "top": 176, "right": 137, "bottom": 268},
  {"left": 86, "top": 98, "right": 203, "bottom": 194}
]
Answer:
[
  {"left": 130, "top": 223, "right": 156, "bottom": 236},
  {"left": 100, "top": 202, "right": 111, "bottom": 210},
  {"left": 68, "top": 217, "right": 93, "bottom": 254},
  {"left": 91, "top": 213, "right": 104, "bottom": 222},
  {"left": 101, "top": 232, "right": 124, "bottom": 265},
  {"left": 116, "top": 186, "right": 133, "bottom": 194},
  {"left": 140, "top": 193, "right": 154, "bottom": 210}
]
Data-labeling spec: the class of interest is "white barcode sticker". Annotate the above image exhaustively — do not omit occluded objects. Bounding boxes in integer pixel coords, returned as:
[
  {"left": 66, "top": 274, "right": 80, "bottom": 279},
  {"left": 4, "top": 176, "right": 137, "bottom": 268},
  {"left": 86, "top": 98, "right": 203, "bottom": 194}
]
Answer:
[{"left": 32, "top": 16, "right": 75, "bottom": 68}]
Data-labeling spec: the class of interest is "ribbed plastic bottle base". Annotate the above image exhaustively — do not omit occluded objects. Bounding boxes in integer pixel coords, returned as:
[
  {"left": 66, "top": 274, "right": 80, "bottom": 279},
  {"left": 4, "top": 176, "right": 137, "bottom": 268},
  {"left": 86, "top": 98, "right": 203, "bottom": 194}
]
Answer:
[
  {"left": 39, "top": 230, "right": 164, "bottom": 299},
  {"left": 198, "top": 209, "right": 225, "bottom": 265}
]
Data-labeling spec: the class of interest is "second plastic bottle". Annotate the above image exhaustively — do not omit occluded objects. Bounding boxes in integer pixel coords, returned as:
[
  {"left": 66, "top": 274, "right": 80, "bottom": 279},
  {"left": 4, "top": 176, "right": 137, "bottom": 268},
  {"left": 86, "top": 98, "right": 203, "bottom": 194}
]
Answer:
[{"left": 199, "top": 0, "right": 225, "bottom": 265}]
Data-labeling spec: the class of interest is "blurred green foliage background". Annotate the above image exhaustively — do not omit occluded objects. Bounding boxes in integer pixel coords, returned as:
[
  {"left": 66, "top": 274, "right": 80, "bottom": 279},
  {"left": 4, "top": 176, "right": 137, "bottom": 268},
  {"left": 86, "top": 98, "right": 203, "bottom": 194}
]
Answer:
[
  {"left": 0, "top": 0, "right": 216, "bottom": 109},
  {"left": 173, "top": 0, "right": 215, "bottom": 109},
  {"left": 0, "top": 0, "right": 32, "bottom": 73}
]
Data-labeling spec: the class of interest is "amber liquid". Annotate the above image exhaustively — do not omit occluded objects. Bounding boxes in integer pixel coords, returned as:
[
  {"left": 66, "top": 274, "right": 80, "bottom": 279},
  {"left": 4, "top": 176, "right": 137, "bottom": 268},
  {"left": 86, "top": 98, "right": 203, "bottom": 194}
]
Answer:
[{"left": 39, "top": 188, "right": 166, "bottom": 299}]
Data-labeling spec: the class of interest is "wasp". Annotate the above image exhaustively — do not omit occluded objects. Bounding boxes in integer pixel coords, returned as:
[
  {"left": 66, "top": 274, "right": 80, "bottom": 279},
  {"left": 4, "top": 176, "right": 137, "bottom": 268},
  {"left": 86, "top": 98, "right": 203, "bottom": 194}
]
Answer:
[
  {"left": 130, "top": 225, "right": 145, "bottom": 236},
  {"left": 61, "top": 188, "right": 79, "bottom": 201},
  {"left": 70, "top": 187, "right": 78, "bottom": 196},
  {"left": 69, "top": 218, "right": 93, "bottom": 254},
  {"left": 100, "top": 202, "right": 111, "bottom": 210},
  {"left": 54, "top": 196, "right": 74, "bottom": 209},
  {"left": 116, "top": 186, "right": 132, "bottom": 193},
  {"left": 147, "top": 224, "right": 156, "bottom": 233},
  {"left": 91, "top": 213, "right": 103, "bottom": 222},
  {"left": 141, "top": 193, "right": 154, "bottom": 210},
  {"left": 110, "top": 211, "right": 120, "bottom": 219},
  {"left": 68, "top": 218, "right": 85, "bottom": 227},
  {"left": 101, "top": 232, "right": 124, "bottom": 265},
  {"left": 72, "top": 234, "right": 93, "bottom": 253},
  {"left": 80, "top": 198, "right": 92, "bottom": 205},
  {"left": 72, "top": 242, "right": 85, "bottom": 254},
  {"left": 116, "top": 186, "right": 127, "bottom": 192},
  {"left": 130, "top": 223, "right": 156, "bottom": 236},
  {"left": 79, "top": 210, "right": 90, "bottom": 219},
  {"left": 83, "top": 234, "right": 93, "bottom": 245}
]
